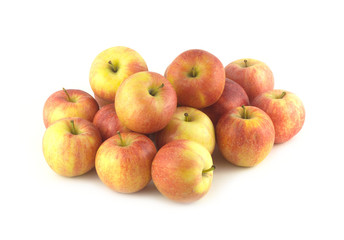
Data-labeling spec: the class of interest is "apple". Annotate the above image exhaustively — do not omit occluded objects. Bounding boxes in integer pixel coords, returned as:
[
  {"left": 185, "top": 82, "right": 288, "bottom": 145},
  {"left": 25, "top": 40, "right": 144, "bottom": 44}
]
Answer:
[
  {"left": 201, "top": 78, "right": 250, "bottom": 125},
  {"left": 225, "top": 58, "right": 274, "bottom": 102},
  {"left": 93, "top": 103, "right": 131, "bottom": 141},
  {"left": 115, "top": 71, "right": 177, "bottom": 134},
  {"left": 152, "top": 140, "right": 215, "bottom": 203},
  {"left": 89, "top": 46, "right": 148, "bottom": 105},
  {"left": 94, "top": 94, "right": 113, "bottom": 108},
  {"left": 42, "top": 117, "right": 102, "bottom": 177},
  {"left": 43, "top": 88, "right": 99, "bottom": 128},
  {"left": 165, "top": 49, "right": 225, "bottom": 108},
  {"left": 251, "top": 90, "right": 305, "bottom": 143},
  {"left": 95, "top": 132, "right": 157, "bottom": 193},
  {"left": 216, "top": 106, "right": 275, "bottom": 167},
  {"left": 156, "top": 106, "right": 215, "bottom": 154}
]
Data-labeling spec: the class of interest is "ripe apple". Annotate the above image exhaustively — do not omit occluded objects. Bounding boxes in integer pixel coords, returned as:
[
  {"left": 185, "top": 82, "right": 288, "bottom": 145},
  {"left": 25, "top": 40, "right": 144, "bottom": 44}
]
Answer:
[
  {"left": 95, "top": 132, "right": 157, "bottom": 193},
  {"left": 152, "top": 140, "right": 215, "bottom": 203},
  {"left": 42, "top": 117, "right": 102, "bottom": 177},
  {"left": 115, "top": 71, "right": 177, "bottom": 134},
  {"left": 43, "top": 88, "right": 99, "bottom": 128},
  {"left": 165, "top": 49, "right": 225, "bottom": 108},
  {"left": 216, "top": 106, "right": 275, "bottom": 167},
  {"left": 93, "top": 103, "right": 131, "bottom": 141},
  {"left": 225, "top": 58, "right": 274, "bottom": 102},
  {"left": 156, "top": 106, "right": 215, "bottom": 154},
  {"left": 89, "top": 46, "right": 148, "bottom": 104},
  {"left": 201, "top": 78, "right": 249, "bottom": 125},
  {"left": 94, "top": 94, "right": 113, "bottom": 108},
  {"left": 251, "top": 90, "right": 305, "bottom": 143}
]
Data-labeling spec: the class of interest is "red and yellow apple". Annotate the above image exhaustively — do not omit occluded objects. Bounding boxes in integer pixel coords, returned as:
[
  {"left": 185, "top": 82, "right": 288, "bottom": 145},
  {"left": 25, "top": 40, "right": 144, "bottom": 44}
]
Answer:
[
  {"left": 42, "top": 117, "right": 102, "bottom": 177},
  {"left": 252, "top": 90, "right": 305, "bottom": 143},
  {"left": 156, "top": 106, "right": 215, "bottom": 153},
  {"left": 93, "top": 103, "right": 131, "bottom": 141},
  {"left": 216, "top": 106, "right": 275, "bottom": 167},
  {"left": 225, "top": 58, "right": 274, "bottom": 102},
  {"left": 115, "top": 71, "right": 177, "bottom": 134},
  {"left": 95, "top": 132, "right": 157, "bottom": 193},
  {"left": 43, "top": 88, "right": 99, "bottom": 128},
  {"left": 152, "top": 140, "right": 215, "bottom": 203},
  {"left": 165, "top": 49, "right": 225, "bottom": 108},
  {"left": 201, "top": 78, "right": 249, "bottom": 125},
  {"left": 89, "top": 46, "right": 148, "bottom": 106}
]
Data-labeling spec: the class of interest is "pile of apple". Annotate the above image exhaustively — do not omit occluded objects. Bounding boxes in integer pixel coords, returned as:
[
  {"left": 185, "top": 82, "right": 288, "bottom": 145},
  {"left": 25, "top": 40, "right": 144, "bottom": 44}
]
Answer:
[{"left": 42, "top": 46, "right": 305, "bottom": 203}]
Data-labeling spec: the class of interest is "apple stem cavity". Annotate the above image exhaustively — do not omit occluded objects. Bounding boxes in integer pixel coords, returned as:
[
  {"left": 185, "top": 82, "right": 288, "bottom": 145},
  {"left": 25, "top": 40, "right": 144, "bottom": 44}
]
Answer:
[
  {"left": 280, "top": 91, "right": 287, "bottom": 99},
  {"left": 189, "top": 67, "right": 197, "bottom": 78},
  {"left": 184, "top": 113, "right": 190, "bottom": 122},
  {"left": 149, "top": 83, "right": 164, "bottom": 96},
  {"left": 108, "top": 60, "right": 119, "bottom": 73},
  {"left": 63, "top": 88, "right": 72, "bottom": 102},
  {"left": 244, "top": 59, "right": 248, "bottom": 68},
  {"left": 202, "top": 165, "right": 216, "bottom": 174},
  {"left": 117, "top": 131, "right": 125, "bottom": 146},
  {"left": 241, "top": 105, "right": 248, "bottom": 119},
  {"left": 70, "top": 120, "right": 77, "bottom": 135}
]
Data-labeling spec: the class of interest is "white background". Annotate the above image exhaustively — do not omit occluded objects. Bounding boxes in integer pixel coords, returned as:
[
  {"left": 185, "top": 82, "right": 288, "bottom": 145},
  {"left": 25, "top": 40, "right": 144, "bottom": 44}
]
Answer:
[{"left": 1, "top": 0, "right": 343, "bottom": 239}]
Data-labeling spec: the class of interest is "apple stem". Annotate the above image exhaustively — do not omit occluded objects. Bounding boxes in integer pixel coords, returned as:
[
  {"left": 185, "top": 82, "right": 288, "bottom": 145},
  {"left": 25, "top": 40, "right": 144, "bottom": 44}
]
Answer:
[
  {"left": 241, "top": 105, "right": 248, "bottom": 119},
  {"left": 108, "top": 60, "right": 119, "bottom": 73},
  {"left": 149, "top": 83, "right": 164, "bottom": 96},
  {"left": 202, "top": 165, "right": 216, "bottom": 174},
  {"left": 280, "top": 91, "right": 286, "bottom": 99},
  {"left": 63, "top": 88, "right": 72, "bottom": 102},
  {"left": 244, "top": 59, "right": 248, "bottom": 68},
  {"left": 117, "top": 131, "right": 124, "bottom": 146},
  {"left": 191, "top": 67, "right": 197, "bottom": 77},
  {"left": 184, "top": 113, "right": 190, "bottom": 122},
  {"left": 70, "top": 120, "right": 76, "bottom": 135}
]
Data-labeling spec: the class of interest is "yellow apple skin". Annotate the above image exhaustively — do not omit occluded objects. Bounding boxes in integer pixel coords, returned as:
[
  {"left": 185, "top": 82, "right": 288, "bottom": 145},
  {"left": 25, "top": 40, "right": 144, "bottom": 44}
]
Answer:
[
  {"left": 89, "top": 46, "right": 148, "bottom": 102},
  {"left": 216, "top": 106, "right": 275, "bottom": 167},
  {"left": 95, "top": 132, "right": 157, "bottom": 193},
  {"left": 42, "top": 117, "right": 102, "bottom": 177},
  {"left": 252, "top": 90, "right": 305, "bottom": 143},
  {"left": 225, "top": 58, "right": 274, "bottom": 102},
  {"left": 115, "top": 71, "right": 177, "bottom": 134},
  {"left": 156, "top": 107, "right": 215, "bottom": 154},
  {"left": 43, "top": 89, "right": 99, "bottom": 128},
  {"left": 152, "top": 140, "right": 214, "bottom": 203}
]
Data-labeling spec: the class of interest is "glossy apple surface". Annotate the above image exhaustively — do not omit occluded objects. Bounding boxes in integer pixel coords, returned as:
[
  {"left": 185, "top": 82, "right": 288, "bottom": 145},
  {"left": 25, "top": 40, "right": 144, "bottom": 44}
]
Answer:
[
  {"left": 93, "top": 104, "right": 131, "bottom": 141},
  {"left": 43, "top": 88, "right": 99, "bottom": 128},
  {"left": 201, "top": 78, "right": 249, "bottom": 125},
  {"left": 252, "top": 89, "right": 305, "bottom": 143},
  {"left": 95, "top": 132, "right": 157, "bottom": 193},
  {"left": 156, "top": 106, "right": 215, "bottom": 153},
  {"left": 115, "top": 71, "right": 177, "bottom": 134},
  {"left": 216, "top": 106, "right": 275, "bottom": 167},
  {"left": 89, "top": 46, "right": 148, "bottom": 103},
  {"left": 165, "top": 49, "right": 225, "bottom": 108},
  {"left": 42, "top": 117, "right": 102, "bottom": 177},
  {"left": 152, "top": 140, "right": 215, "bottom": 203},
  {"left": 225, "top": 58, "right": 274, "bottom": 102}
]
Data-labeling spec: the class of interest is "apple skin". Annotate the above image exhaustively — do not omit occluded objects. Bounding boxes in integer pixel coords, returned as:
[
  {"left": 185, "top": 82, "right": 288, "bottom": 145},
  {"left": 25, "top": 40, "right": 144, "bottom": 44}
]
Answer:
[
  {"left": 93, "top": 104, "right": 131, "bottom": 141},
  {"left": 225, "top": 58, "right": 274, "bottom": 102},
  {"left": 152, "top": 140, "right": 214, "bottom": 203},
  {"left": 115, "top": 71, "right": 177, "bottom": 134},
  {"left": 165, "top": 49, "right": 225, "bottom": 108},
  {"left": 201, "top": 78, "right": 250, "bottom": 125},
  {"left": 94, "top": 94, "right": 113, "bottom": 108},
  {"left": 89, "top": 46, "right": 148, "bottom": 103},
  {"left": 156, "top": 106, "right": 215, "bottom": 154},
  {"left": 42, "top": 117, "right": 102, "bottom": 177},
  {"left": 43, "top": 89, "right": 99, "bottom": 128},
  {"left": 251, "top": 90, "right": 305, "bottom": 144},
  {"left": 216, "top": 106, "right": 275, "bottom": 167},
  {"left": 95, "top": 132, "right": 157, "bottom": 193}
]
